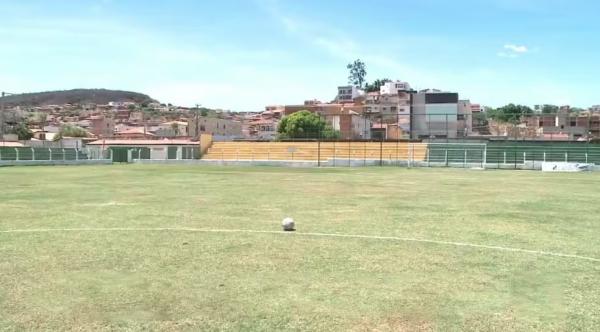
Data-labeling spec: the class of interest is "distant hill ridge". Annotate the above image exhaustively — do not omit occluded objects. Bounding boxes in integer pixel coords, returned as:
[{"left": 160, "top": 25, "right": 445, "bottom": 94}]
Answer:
[{"left": 0, "top": 89, "right": 157, "bottom": 107}]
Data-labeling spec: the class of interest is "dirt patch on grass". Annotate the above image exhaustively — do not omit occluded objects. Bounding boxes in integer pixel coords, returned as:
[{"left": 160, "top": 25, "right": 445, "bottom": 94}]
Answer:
[{"left": 350, "top": 316, "right": 434, "bottom": 332}]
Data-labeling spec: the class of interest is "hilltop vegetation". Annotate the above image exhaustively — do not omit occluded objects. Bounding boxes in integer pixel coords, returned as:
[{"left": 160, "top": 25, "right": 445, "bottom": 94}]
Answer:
[{"left": 0, "top": 89, "right": 156, "bottom": 107}]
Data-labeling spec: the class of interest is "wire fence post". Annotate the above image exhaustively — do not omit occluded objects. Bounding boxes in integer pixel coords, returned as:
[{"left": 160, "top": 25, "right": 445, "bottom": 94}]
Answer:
[
  {"left": 543, "top": 152, "right": 546, "bottom": 162},
  {"left": 363, "top": 141, "right": 366, "bottom": 167},
  {"left": 565, "top": 152, "right": 568, "bottom": 162},
  {"left": 31, "top": 147, "right": 35, "bottom": 161},
  {"left": 14, "top": 148, "right": 19, "bottom": 161},
  {"left": 348, "top": 140, "right": 351, "bottom": 167},
  {"left": 379, "top": 138, "right": 383, "bottom": 167},
  {"left": 62, "top": 148, "right": 66, "bottom": 161},
  {"left": 317, "top": 140, "right": 320, "bottom": 167},
  {"left": 503, "top": 151, "right": 506, "bottom": 165},
  {"left": 333, "top": 141, "right": 336, "bottom": 167},
  {"left": 463, "top": 149, "right": 467, "bottom": 168},
  {"left": 483, "top": 145, "right": 487, "bottom": 169},
  {"left": 427, "top": 146, "right": 430, "bottom": 167},
  {"left": 445, "top": 149, "right": 448, "bottom": 167}
]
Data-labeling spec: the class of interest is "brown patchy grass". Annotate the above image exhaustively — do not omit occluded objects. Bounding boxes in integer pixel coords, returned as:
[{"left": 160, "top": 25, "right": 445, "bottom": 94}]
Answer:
[{"left": 1, "top": 165, "right": 600, "bottom": 331}]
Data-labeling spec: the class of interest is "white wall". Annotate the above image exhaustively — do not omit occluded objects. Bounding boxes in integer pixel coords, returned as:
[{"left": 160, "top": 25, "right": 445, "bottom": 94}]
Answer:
[
  {"left": 380, "top": 81, "right": 411, "bottom": 95},
  {"left": 150, "top": 147, "right": 167, "bottom": 159}
]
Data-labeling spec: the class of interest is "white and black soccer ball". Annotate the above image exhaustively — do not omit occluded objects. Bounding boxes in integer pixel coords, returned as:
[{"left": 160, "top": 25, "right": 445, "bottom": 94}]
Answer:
[{"left": 281, "top": 217, "right": 295, "bottom": 231}]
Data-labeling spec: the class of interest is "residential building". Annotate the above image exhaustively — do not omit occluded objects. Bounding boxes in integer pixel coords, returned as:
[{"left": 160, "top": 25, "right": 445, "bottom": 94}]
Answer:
[
  {"left": 244, "top": 109, "right": 282, "bottom": 140},
  {"left": 86, "top": 139, "right": 199, "bottom": 162},
  {"left": 89, "top": 115, "right": 115, "bottom": 138},
  {"left": 469, "top": 104, "right": 488, "bottom": 135},
  {"left": 323, "top": 109, "right": 371, "bottom": 140},
  {"left": 155, "top": 121, "right": 188, "bottom": 137},
  {"left": 458, "top": 100, "right": 472, "bottom": 136},
  {"left": 363, "top": 80, "right": 413, "bottom": 139},
  {"left": 336, "top": 86, "right": 363, "bottom": 103},
  {"left": 379, "top": 80, "right": 411, "bottom": 95},
  {"left": 524, "top": 112, "right": 590, "bottom": 140},
  {"left": 411, "top": 90, "right": 459, "bottom": 139},
  {"left": 114, "top": 127, "right": 156, "bottom": 139},
  {"left": 188, "top": 117, "right": 242, "bottom": 140}
]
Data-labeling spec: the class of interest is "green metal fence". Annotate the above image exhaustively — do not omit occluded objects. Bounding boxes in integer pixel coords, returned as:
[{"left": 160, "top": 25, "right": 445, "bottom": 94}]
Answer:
[
  {"left": 424, "top": 143, "right": 600, "bottom": 168},
  {"left": 0, "top": 147, "right": 89, "bottom": 161}
]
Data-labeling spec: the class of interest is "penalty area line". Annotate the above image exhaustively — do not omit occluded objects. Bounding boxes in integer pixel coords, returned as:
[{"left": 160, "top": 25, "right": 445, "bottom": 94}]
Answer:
[{"left": 1, "top": 227, "right": 599, "bottom": 263}]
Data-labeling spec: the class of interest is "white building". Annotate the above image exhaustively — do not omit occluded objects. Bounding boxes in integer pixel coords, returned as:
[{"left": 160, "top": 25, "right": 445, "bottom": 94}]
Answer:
[
  {"left": 364, "top": 80, "right": 414, "bottom": 138},
  {"left": 411, "top": 90, "right": 459, "bottom": 139},
  {"left": 337, "top": 86, "right": 363, "bottom": 103},
  {"left": 380, "top": 80, "right": 412, "bottom": 95}
]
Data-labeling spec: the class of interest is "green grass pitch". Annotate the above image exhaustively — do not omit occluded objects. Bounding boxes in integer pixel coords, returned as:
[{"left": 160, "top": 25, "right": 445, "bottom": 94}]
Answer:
[{"left": 1, "top": 165, "right": 600, "bottom": 331}]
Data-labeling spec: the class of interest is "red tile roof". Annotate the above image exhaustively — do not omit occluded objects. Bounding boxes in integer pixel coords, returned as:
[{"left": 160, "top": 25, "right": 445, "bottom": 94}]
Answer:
[
  {"left": 87, "top": 139, "right": 198, "bottom": 146},
  {"left": 0, "top": 142, "right": 25, "bottom": 147}
]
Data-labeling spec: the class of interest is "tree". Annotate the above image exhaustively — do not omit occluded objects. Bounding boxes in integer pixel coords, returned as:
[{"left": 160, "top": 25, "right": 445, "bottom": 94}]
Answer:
[
  {"left": 277, "top": 111, "right": 340, "bottom": 139},
  {"left": 364, "top": 78, "right": 391, "bottom": 93},
  {"left": 53, "top": 125, "right": 88, "bottom": 141},
  {"left": 171, "top": 122, "right": 180, "bottom": 136},
  {"left": 346, "top": 59, "right": 367, "bottom": 88},
  {"left": 541, "top": 104, "right": 559, "bottom": 114},
  {"left": 487, "top": 104, "right": 533, "bottom": 123},
  {"left": 11, "top": 122, "right": 33, "bottom": 140}
]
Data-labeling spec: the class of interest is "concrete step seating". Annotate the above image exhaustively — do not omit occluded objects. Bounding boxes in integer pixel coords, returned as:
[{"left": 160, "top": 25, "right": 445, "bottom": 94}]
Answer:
[{"left": 203, "top": 142, "right": 428, "bottom": 161}]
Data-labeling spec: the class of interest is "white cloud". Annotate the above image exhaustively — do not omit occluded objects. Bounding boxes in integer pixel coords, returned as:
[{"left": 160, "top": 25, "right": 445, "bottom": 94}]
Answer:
[
  {"left": 497, "top": 44, "right": 530, "bottom": 58},
  {"left": 504, "top": 44, "right": 528, "bottom": 53},
  {"left": 256, "top": 0, "right": 440, "bottom": 87}
]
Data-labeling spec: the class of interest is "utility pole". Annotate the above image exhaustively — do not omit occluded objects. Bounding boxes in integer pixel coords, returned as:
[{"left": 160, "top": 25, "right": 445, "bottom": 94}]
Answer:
[
  {"left": 195, "top": 103, "right": 201, "bottom": 139},
  {"left": 0, "top": 92, "right": 5, "bottom": 138}
]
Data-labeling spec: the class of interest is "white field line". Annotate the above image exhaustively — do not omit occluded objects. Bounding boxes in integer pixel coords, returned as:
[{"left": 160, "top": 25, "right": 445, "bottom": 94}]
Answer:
[{"left": 1, "top": 227, "right": 599, "bottom": 263}]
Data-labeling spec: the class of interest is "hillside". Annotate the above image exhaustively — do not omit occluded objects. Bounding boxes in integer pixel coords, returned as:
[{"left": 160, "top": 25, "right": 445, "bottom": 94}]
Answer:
[{"left": 0, "top": 89, "right": 156, "bottom": 107}]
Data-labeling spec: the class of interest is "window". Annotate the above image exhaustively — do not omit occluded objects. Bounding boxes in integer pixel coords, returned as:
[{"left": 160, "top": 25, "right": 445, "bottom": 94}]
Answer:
[
  {"left": 390, "top": 106, "right": 397, "bottom": 112},
  {"left": 571, "top": 120, "right": 576, "bottom": 126},
  {"left": 457, "top": 115, "right": 465, "bottom": 120},
  {"left": 200, "top": 125, "right": 205, "bottom": 131}
]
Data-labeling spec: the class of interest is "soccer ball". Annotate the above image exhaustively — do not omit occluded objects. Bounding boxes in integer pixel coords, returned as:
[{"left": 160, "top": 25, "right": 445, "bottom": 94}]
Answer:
[{"left": 282, "top": 217, "right": 295, "bottom": 231}]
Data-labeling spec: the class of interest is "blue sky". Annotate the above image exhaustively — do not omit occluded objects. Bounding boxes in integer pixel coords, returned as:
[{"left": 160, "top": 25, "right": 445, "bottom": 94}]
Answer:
[{"left": 1, "top": 0, "right": 599, "bottom": 111}]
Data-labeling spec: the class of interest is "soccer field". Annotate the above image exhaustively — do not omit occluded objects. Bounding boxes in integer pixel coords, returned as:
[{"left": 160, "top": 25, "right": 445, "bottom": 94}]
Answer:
[{"left": 1, "top": 165, "right": 600, "bottom": 331}]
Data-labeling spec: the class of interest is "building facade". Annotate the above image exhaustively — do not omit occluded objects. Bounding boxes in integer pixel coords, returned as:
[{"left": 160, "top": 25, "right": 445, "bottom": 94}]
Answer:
[
  {"left": 188, "top": 117, "right": 242, "bottom": 140},
  {"left": 89, "top": 115, "right": 115, "bottom": 138},
  {"left": 411, "top": 90, "right": 459, "bottom": 139},
  {"left": 336, "top": 86, "right": 363, "bottom": 103}
]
